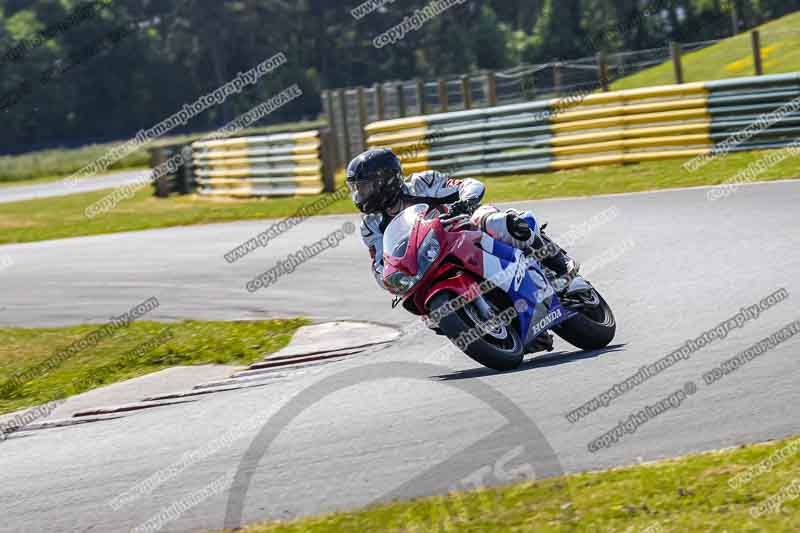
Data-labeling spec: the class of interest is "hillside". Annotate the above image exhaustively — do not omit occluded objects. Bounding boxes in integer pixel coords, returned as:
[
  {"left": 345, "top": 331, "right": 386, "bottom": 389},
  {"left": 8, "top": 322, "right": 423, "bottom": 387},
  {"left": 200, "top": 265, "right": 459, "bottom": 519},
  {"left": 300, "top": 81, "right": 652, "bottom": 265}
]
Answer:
[{"left": 612, "top": 10, "right": 800, "bottom": 90}]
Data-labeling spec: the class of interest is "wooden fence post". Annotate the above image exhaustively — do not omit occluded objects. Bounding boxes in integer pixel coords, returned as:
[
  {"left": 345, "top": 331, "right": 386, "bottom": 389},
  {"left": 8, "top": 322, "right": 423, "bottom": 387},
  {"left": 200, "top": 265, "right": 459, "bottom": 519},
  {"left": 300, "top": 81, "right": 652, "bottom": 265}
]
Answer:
[
  {"left": 670, "top": 41, "right": 684, "bottom": 84},
  {"left": 415, "top": 79, "right": 427, "bottom": 115},
  {"left": 522, "top": 72, "right": 535, "bottom": 100},
  {"left": 553, "top": 63, "right": 562, "bottom": 96},
  {"left": 356, "top": 86, "right": 369, "bottom": 152},
  {"left": 751, "top": 30, "right": 764, "bottom": 75},
  {"left": 374, "top": 82, "right": 385, "bottom": 121},
  {"left": 486, "top": 71, "right": 497, "bottom": 107},
  {"left": 396, "top": 83, "right": 407, "bottom": 118},
  {"left": 461, "top": 75, "right": 472, "bottom": 110},
  {"left": 437, "top": 79, "right": 448, "bottom": 112},
  {"left": 597, "top": 51, "right": 610, "bottom": 91},
  {"left": 337, "top": 89, "right": 352, "bottom": 163}
]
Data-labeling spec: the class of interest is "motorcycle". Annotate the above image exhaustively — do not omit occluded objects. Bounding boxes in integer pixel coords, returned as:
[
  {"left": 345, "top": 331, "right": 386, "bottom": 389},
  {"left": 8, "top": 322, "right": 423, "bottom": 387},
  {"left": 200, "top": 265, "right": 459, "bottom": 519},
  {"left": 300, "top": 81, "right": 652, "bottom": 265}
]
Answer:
[{"left": 382, "top": 203, "right": 616, "bottom": 371}]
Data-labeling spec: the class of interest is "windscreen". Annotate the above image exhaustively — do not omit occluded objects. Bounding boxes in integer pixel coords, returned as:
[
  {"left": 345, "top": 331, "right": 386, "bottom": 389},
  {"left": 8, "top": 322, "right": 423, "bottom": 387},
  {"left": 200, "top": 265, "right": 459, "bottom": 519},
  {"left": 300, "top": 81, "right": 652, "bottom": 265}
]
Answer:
[{"left": 383, "top": 204, "right": 429, "bottom": 258}]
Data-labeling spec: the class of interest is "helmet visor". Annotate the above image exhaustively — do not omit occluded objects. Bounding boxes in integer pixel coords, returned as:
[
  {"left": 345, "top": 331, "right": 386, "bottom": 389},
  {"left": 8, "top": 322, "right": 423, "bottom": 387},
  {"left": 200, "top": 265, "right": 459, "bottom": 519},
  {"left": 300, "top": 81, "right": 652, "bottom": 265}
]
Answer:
[{"left": 347, "top": 176, "right": 390, "bottom": 210}]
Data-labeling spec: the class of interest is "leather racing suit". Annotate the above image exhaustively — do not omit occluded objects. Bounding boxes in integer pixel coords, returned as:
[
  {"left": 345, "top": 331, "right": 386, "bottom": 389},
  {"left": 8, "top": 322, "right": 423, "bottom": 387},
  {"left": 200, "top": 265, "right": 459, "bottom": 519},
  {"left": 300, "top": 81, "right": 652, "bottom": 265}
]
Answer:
[{"left": 359, "top": 170, "right": 539, "bottom": 289}]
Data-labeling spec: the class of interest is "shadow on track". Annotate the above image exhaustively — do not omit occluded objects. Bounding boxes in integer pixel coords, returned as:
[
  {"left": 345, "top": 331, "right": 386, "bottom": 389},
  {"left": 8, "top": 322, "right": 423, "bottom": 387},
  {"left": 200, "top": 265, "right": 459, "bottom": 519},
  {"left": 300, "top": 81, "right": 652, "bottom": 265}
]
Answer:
[{"left": 432, "top": 343, "right": 627, "bottom": 381}]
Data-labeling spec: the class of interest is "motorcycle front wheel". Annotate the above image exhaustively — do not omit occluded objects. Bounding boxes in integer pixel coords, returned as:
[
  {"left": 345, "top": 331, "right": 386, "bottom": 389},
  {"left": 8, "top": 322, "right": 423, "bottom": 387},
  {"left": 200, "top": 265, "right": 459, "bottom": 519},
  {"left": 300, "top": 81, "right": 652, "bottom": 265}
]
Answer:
[
  {"left": 553, "top": 288, "right": 616, "bottom": 350},
  {"left": 428, "top": 291, "right": 524, "bottom": 371}
]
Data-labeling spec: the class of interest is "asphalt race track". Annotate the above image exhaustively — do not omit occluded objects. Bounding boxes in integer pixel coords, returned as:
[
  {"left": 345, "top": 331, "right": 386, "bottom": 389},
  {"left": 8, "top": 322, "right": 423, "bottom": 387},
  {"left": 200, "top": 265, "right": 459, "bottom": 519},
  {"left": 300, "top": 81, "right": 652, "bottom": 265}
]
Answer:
[{"left": 1, "top": 180, "right": 798, "bottom": 532}]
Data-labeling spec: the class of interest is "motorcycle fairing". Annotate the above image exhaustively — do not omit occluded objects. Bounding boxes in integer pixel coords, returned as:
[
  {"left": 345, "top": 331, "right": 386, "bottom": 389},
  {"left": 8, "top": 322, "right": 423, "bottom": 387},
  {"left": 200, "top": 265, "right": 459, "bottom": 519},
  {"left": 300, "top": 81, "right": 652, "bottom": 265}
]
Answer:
[{"left": 476, "top": 233, "right": 573, "bottom": 346}]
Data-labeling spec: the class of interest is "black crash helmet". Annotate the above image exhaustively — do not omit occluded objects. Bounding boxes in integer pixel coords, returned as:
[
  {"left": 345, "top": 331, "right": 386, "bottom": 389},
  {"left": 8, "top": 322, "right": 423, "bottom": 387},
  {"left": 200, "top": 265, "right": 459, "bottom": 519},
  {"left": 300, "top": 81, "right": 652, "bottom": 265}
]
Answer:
[{"left": 345, "top": 148, "right": 404, "bottom": 214}]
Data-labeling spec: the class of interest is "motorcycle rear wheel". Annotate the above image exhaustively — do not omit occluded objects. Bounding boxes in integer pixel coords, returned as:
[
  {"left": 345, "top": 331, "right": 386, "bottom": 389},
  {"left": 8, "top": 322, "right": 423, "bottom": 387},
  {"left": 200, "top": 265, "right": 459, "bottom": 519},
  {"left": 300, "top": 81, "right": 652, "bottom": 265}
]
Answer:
[{"left": 428, "top": 291, "right": 524, "bottom": 371}]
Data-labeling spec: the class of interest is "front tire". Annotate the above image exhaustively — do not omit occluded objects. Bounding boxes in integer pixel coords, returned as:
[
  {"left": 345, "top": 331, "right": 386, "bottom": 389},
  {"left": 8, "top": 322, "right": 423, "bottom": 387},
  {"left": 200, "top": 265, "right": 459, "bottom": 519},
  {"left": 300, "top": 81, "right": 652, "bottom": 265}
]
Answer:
[
  {"left": 553, "top": 289, "right": 616, "bottom": 350},
  {"left": 428, "top": 291, "right": 524, "bottom": 371}
]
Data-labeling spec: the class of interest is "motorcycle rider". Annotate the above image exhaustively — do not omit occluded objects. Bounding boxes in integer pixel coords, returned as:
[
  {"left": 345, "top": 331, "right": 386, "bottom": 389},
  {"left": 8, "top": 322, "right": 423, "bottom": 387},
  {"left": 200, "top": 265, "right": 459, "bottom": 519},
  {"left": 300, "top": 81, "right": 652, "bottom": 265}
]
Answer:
[{"left": 346, "top": 148, "right": 579, "bottom": 293}]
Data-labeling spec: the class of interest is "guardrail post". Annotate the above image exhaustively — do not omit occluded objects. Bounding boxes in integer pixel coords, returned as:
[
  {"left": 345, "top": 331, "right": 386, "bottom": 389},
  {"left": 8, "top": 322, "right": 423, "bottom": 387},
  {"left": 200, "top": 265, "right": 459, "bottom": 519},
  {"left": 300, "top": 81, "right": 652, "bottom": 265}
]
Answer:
[
  {"left": 320, "top": 129, "right": 337, "bottom": 193},
  {"left": 437, "top": 79, "right": 448, "bottom": 112},
  {"left": 151, "top": 147, "right": 170, "bottom": 198},
  {"left": 751, "top": 30, "right": 764, "bottom": 75},
  {"left": 337, "top": 89, "right": 352, "bottom": 162},
  {"left": 415, "top": 79, "right": 427, "bottom": 115},
  {"left": 356, "top": 86, "right": 369, "bottom": 152},
  {"left": 670, "top": 41, "right": 684, "bottom": 84},
  {"left": 461, "top": 75, "right": 472, "bottom": 109},
  {"left": 553, "top": 63, "right": 562, "bottom": 96},
  {"left": 486, "top": 71, "right": 497, "bottom": 107},
  {"left": 323, "top": 90, "right": 342, "bottom": 168},
  {"left": 596, "top": 51, "right": 610, "bottom": 91},
  {"left": 374, "top": 82, "right": 385, "bottom": 121},
  {"left": 151, "top": 145, "right": 191, "bottom": 197},
  {"left": 396, "top": 83, "right": 407, "bottom": 118},
  {"left": 179, "top": 146, "right": 194, "bottom": 194}
]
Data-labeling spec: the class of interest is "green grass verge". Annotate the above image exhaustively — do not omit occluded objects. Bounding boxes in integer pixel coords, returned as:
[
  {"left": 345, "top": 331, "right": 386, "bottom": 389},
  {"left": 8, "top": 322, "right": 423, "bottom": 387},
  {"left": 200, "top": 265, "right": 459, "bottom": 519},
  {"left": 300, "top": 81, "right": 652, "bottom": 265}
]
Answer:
[
  {"left": 0, "top": 318, "right": 309, "bottom": 414},
  {"left": 0, "top": 119, "right": 324, "bottom": 185},
  {"left": 216, "top": 437, "right": 800, "bottom": 532},
  {"left": 0, "top": 144, "right": 150, "bottom": 186},
  {"left": 1, "top": 149, "right": 798, "bottom": 245},
  {"left": 612, "top": 11, "right": 800, "bottom": 90}
]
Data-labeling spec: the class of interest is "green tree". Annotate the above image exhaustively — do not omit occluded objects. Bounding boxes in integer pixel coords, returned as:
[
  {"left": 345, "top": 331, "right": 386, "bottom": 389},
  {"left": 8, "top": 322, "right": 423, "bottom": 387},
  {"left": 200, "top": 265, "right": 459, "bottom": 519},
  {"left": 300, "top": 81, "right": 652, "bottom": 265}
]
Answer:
[{"left": 525, "top": 0, "right": 585, "bottom": 62}]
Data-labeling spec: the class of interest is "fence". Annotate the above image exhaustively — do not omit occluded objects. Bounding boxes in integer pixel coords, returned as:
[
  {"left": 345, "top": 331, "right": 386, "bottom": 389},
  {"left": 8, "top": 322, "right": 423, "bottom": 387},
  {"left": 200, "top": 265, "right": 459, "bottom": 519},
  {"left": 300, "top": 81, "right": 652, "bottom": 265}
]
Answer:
[
  {"left": 323, "top": 29, "right": 795, "bottom": 164},
  {"left": 190, "top": 130, "right": 336, "bottom": 197},
  {"left": 362, "top": 72, "right": 800, "bottom": 178}
]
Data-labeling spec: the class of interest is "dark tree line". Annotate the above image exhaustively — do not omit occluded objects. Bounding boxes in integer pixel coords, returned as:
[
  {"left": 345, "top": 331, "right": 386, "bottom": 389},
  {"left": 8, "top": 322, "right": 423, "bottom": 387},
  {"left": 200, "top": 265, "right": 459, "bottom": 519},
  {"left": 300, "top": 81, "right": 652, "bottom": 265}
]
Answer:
[{"left": 1, "top": 0, "right": 797, "bottom": 153}]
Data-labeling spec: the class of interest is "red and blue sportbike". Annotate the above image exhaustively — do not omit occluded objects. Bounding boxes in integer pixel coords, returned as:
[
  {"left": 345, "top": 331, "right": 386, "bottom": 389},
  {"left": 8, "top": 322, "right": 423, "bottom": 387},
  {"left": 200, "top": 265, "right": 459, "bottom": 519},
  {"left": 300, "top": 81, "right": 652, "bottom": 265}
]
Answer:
[{"left": 383, "top": 204, "right": 616, "bottom": 371}]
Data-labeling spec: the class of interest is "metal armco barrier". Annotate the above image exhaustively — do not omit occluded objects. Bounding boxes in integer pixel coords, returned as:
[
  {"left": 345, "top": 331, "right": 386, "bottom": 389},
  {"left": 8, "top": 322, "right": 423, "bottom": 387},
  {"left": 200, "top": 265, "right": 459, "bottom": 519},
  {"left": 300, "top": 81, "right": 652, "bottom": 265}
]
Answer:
[
  {"left": 365, "top": 73, "right": 800, "bottom": 177},
  {"left": 191, "top": 130, "right": 335, "bottom": 197}
]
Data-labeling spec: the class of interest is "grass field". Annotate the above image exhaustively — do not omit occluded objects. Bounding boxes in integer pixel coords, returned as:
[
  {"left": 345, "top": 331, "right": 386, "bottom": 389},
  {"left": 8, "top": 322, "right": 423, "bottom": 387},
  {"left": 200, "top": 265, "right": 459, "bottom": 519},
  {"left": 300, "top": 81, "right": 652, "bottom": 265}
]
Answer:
[
  {"left": 612, "top": 11, "right": 800, "bottom": 90},
  {"left": 0, "top": 318, "right": 308, "bottom": 415},
  {"left": 0, "top": 119, "right": 324, "bottom": 186},
  {"left": 216, "top": 436, "right": 800, "bottom": 532},
  {"left": 0, "top": 148, "right": 797, "bottom": 245}
]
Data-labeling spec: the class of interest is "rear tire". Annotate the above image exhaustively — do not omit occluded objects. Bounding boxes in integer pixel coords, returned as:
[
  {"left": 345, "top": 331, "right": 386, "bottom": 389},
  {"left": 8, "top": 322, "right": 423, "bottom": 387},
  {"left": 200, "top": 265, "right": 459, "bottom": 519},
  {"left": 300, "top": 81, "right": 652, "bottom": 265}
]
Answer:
[
  {"left": 553, "top": 290, "right": 616, "bottom": 350},
  {"left": 428, "top": 291, "right": 524, "bottom": 371}
]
